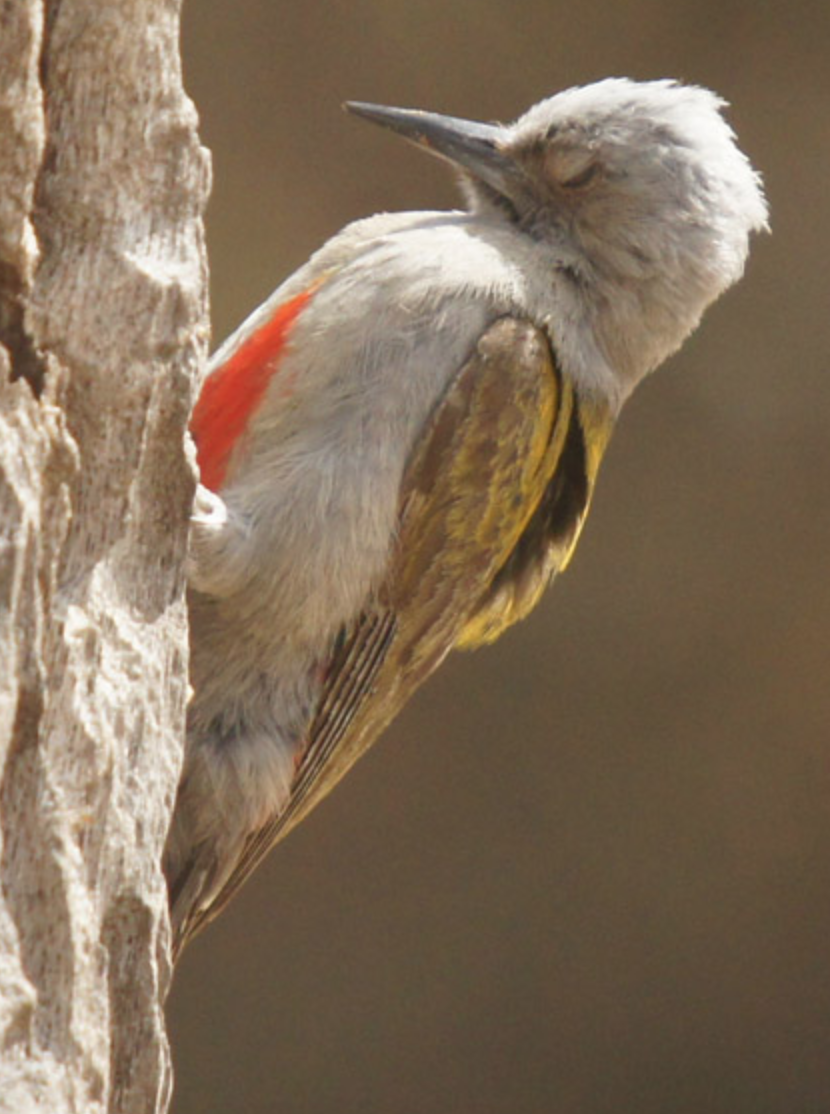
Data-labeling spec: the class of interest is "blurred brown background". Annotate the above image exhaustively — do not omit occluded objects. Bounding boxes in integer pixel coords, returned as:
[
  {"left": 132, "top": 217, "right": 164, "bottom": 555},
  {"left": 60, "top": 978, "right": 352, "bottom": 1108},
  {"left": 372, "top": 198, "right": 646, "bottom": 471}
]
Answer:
[{"left": 169, "top": 2, "right": 829, "bottom": 1111}]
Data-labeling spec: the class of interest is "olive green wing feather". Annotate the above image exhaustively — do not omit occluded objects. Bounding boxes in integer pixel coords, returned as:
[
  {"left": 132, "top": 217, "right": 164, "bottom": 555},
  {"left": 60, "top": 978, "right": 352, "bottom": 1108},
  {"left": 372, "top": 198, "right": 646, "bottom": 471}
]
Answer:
[{"left": 278, "top": 316, "right": 571, "bottom": 836}]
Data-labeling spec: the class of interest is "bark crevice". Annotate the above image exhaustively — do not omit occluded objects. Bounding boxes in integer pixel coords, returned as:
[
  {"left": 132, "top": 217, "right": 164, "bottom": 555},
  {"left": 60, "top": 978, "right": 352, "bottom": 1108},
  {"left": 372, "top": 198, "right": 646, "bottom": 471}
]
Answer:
[{"left": 0, "top": 0, "right": 208, "bottom": 1110}]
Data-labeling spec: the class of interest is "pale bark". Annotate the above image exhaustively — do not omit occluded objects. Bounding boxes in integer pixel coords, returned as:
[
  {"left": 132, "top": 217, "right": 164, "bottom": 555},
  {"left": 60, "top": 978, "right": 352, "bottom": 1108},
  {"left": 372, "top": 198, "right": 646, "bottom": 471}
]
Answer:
[{"left": 0, "top": 1, "right": 209, "bottom": 1111}]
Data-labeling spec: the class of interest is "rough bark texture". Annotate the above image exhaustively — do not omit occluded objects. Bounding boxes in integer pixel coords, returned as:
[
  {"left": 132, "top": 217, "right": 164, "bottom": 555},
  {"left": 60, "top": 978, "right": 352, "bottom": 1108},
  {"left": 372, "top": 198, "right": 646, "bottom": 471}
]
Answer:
[{"left": 0, "top": 1, "right": 209, "bottom": 1111}]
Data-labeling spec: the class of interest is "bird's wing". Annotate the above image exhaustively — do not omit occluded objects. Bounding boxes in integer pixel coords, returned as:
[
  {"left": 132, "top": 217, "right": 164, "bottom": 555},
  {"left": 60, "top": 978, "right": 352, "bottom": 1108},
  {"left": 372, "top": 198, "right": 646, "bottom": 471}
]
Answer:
[{"left": 180, "top": 316, "right": 614, "bottom": 947}]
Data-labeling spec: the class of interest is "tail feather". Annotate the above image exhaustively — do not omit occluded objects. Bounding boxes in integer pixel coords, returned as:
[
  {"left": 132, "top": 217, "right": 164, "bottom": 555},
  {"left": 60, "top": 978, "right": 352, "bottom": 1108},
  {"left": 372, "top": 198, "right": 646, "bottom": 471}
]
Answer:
[{"left": 163, "top": 723, "right": 297, "bottom": 960}]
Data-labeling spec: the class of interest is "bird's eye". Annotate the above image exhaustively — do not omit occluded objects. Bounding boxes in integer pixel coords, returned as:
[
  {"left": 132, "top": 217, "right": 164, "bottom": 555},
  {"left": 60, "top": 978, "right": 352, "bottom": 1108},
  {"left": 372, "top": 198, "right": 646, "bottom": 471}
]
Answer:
[
  {"left": 543, "top": 145, "right": 601, "bottom": 192},
  {"left": 560, "top": 161, "right": 599, "bottom": 190}
]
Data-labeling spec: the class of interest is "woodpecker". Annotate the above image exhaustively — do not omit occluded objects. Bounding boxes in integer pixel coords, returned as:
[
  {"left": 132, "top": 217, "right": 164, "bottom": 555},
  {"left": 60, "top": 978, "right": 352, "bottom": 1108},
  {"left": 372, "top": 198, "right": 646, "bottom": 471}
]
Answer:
[{"left": 165, "top": 78, "right": 767, "bottom": 958}]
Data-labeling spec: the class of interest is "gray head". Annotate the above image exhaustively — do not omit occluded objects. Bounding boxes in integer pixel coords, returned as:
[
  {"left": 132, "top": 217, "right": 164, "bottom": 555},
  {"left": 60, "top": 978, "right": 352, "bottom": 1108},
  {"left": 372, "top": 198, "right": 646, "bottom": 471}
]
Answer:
[{"left": 346, "top": 79, "right": 768, "bottom": 384}]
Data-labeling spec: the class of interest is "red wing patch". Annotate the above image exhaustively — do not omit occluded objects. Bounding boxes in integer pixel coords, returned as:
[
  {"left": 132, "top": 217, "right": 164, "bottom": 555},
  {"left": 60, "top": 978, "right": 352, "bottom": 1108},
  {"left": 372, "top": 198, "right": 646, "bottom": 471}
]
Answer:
[{"left": 191, "top": 285, "right": 318, "bottom": 491}]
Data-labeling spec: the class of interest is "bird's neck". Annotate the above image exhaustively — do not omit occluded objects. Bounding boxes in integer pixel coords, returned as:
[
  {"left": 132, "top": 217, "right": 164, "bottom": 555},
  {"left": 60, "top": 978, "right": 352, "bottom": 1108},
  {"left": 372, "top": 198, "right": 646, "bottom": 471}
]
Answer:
[{"left": 589, "top": 263, "right": 720, "bottom": 395}]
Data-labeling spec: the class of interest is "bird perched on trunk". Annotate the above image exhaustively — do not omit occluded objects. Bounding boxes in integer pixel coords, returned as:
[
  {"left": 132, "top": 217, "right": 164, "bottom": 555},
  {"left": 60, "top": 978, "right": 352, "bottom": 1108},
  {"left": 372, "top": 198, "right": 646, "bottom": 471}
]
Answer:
[{"left": 165, "top": 78, "right": 767, "bottom": 958}]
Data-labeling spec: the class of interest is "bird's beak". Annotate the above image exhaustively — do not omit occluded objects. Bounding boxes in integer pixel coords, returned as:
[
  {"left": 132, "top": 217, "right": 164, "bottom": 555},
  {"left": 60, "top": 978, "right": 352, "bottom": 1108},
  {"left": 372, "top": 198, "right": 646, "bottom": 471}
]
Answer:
[{"left": 344, "top": 101, "right": 521, "bottom": 200}]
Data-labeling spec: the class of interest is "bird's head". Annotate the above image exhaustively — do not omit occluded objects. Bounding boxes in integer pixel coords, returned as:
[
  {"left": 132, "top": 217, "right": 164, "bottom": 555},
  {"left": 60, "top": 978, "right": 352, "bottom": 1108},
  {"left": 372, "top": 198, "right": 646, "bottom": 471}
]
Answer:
[{"left": 346, "top": 80, "right": 768, "bottom": 383}]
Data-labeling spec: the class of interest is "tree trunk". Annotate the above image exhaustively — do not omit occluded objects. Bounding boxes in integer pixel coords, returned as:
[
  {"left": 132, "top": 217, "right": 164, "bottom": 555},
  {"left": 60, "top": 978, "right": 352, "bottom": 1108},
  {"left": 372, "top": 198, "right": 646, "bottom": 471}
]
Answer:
[{"left": 0, "top": 1, "right": 208, "bottom": 1111}]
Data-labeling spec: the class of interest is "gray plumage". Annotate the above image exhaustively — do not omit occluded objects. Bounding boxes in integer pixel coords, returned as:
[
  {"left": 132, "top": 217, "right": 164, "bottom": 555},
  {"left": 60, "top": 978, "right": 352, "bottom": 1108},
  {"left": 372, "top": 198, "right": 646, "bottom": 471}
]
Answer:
[{"left": 165, "top": 78, "right": 767, "bottom": 957}]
